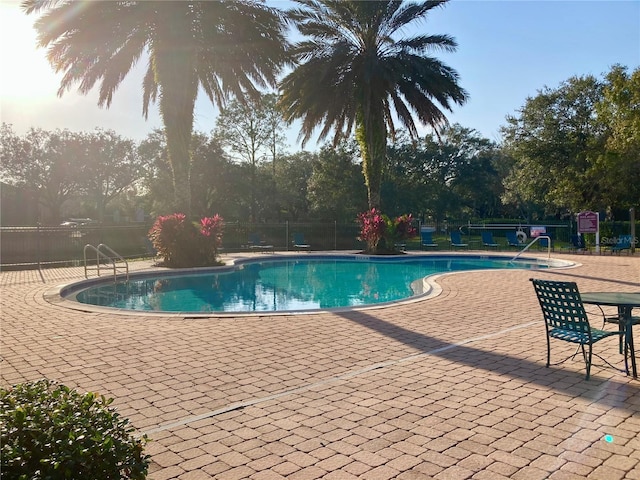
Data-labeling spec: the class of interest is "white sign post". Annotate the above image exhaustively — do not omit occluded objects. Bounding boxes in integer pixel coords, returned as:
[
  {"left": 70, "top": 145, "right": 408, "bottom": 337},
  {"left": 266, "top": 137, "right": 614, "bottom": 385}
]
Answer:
[{"left": 577, "top": 211, "right": 599, "bottom": 253}]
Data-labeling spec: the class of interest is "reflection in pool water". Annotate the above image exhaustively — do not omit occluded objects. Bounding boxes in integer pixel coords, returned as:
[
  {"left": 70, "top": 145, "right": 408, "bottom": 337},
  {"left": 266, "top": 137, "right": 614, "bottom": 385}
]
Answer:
[{"left": 71, "top": 256, "right": 554, "bottom": 314}]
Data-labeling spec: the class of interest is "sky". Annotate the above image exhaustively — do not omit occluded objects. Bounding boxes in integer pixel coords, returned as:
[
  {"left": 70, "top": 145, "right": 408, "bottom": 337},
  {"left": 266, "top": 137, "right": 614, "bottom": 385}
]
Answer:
[{"left": 0, "top": 0, "right": 638, "bottom": 150}]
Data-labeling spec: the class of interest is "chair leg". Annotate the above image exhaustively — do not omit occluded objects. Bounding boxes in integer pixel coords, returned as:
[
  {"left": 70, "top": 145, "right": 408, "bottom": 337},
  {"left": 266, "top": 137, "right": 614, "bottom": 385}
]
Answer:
[
  {"left": 624, "top": 334, "right": 630, "bottom": 376},
  {"left": 546, "top": 336, "right": 551, "bottom": 368},
  {"left": 619, "top": 318, "right": 625, "bottom": 354},
  {"left": 624, "top": 325, "right": 636, "bottom": 377},
  {"left": 572, "top": 345, "right": 581, "bottom": 360},
  {"left": 584, "top": 344, "right": 592, "bottom": 380}
]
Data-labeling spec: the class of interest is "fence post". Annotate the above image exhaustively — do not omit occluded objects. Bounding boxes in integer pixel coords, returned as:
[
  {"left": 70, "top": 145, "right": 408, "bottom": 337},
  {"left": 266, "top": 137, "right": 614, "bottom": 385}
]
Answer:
[
  {"left": 631, "top": 207, "right": 636, "bottom": 254},
  {"left": 286, "top": 221, "right": 289, "bottom": 252},
  {"left": 37, "top": 223, "right": 41, "bottom": 271},
  {"left": 334, "top": 221, "right": 337, "bottom": 251}
]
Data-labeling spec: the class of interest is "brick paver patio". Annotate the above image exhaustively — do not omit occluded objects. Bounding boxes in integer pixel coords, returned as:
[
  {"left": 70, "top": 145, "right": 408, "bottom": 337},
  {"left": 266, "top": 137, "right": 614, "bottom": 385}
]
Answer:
[{"left": 2, "top": 251, "right": 639, "bottom": 479}]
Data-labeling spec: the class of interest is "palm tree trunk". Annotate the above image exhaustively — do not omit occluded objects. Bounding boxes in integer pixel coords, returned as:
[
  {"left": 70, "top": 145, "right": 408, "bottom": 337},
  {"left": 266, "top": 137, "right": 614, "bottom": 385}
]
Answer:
[
  {"left": 153, "top": 7, "right": 199, "bottom": 217},
  {"left": 356, "top": 106, "right": 386, "bottom": 209},
  {"left": 164, "top": 109, "right": 195, "bottom": 216}
]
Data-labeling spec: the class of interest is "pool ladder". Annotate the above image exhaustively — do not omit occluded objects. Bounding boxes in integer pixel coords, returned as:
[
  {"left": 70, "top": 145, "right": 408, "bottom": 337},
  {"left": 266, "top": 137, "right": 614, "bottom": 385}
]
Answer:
[
  {"left": 83, "top": 243, "right": 129, "bottom": 282},
  {"left": 509, "top": 235, "right": 552, "bottom": 263}
]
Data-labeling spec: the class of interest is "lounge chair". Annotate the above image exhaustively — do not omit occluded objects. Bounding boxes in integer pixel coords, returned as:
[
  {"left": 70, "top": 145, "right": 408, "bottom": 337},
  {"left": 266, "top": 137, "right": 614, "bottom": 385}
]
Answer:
[
  {"left": 481, "top": 231, "right": 499, "bottom": 249},
  {"left": 292, "top": 233, "right": 310, "bottom": 251},
  {"left": 609, "top": 235, "right": 633, "bottom": 255},
  {"left": 506, "top": 231, "right": 520, "bottom": 248},
  {"left": 420, "top": 230, "right": 438, "bottom": 249},
  {"left": 530, "top": 278, "right": 624, "bottom": 380},
  {"left": 450, "top": 231, "right": 468, "bottom": 248},
  {"left": 248, "top": 233, "right": 274, "bottom": 253},
  {"left": 537, "top": 233, "right": 553, "bottom": 250}
]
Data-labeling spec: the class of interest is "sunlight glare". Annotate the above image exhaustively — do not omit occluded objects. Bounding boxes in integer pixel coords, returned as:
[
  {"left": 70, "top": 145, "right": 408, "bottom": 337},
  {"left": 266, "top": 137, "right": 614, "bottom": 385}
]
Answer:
[{"left": 0, "top": 1, "right": 62, "bottom": 102}]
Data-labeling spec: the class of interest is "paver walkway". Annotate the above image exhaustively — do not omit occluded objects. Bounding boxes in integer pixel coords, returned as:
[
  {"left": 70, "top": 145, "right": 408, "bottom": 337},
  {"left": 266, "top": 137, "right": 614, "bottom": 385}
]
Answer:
[{"left": 2, "top": 251, "right": 639, "bottom": 479}]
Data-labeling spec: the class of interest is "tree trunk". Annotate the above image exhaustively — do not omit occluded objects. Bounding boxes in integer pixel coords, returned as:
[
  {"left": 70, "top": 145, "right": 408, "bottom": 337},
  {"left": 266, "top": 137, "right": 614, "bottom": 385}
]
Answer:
[
  {"left": 154, "top": 6, "right": 199, "bottom": 217},
  {"left": 356, "top": 105, "right": 386, "bottom": 210}
]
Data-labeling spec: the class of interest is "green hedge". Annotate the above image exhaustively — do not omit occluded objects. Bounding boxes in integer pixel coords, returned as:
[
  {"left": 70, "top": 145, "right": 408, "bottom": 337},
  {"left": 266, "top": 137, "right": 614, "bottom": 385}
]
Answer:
[{"left": 1, "top": 379, "right": 149, "bottom": 480}]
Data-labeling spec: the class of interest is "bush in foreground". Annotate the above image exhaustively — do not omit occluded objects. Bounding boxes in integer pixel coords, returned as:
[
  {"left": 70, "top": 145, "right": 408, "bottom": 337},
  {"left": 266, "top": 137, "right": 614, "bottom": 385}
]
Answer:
[{"left": 1, "top": 379, "right": 149, "bottom": 480}]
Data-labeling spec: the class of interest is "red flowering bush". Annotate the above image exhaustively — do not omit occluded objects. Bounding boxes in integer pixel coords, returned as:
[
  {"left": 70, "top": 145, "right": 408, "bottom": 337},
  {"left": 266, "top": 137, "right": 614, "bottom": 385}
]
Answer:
[
  {"left": 148, "top": 213, "right": 224, "bottom": 267},
  {"left": 357, "top": 209, "right": 417, "bottom": 253},
  {"left": 200, "top": 214, "right": 224, "bottom": 242},
  {"left": 390, "top": 214, "right": 417, "bottom": 243},
  {"left": 357, "top": 208, "right": 388, "bottom": 253}
]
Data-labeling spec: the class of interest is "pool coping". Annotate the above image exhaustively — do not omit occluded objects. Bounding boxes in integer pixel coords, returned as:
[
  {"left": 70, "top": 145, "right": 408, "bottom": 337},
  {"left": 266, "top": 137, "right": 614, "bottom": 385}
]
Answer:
[{"left": 44, "top": 252, "right": 578, "bottom": 318}]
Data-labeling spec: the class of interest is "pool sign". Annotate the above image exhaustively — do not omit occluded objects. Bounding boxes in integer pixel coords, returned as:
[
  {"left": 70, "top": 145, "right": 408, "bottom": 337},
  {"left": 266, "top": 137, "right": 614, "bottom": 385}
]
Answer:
[
  {"left": 578, "top": 211, "right": 598, "bottom": 233},
  {"left": 577, "top": 211, "right": 600, "bottom": 252}
]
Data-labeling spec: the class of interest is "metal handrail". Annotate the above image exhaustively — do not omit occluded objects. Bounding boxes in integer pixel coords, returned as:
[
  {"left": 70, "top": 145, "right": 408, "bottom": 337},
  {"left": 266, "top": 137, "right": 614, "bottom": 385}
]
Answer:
[
  {"left": 98, "top": 244, "right": 129, "bottom": 281},
  {"left": 83, "top": 243, "right": 129, "bottom": 281},
  {"left": 83, "top": 244, "right": 107, "bottom": 278},
  {"left": 510, "top": 235, "right": 552, "bottom": 263}
]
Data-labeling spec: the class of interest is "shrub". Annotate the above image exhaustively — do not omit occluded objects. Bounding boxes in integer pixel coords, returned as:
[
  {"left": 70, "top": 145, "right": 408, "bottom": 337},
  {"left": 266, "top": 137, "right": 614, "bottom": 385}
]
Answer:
[
  {"left": 357, "top": 209, "right": 417, "bottom": 253},
  {"left": 0, "top": 379, "right": 149, "bottom": 480},
  {"left": 388, "top": 213, "right": 417, "bottom": 245},
  {"left": 357, "top": 208, "right": 387, "bottom": 253},
  {"left": 148, "top": 213, "right": 224, "bottom": 267}
]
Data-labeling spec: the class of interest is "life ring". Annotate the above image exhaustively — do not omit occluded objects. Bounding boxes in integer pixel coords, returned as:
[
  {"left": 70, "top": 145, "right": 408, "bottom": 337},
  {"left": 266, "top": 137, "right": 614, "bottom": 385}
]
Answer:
[{"left": 516, "top": 230, "right": 527, "bottom": 244}]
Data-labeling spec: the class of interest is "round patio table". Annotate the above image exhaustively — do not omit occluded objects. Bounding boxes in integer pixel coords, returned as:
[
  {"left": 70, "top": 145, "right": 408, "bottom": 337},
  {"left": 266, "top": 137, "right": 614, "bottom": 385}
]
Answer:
[{"left": 581, "top": 292, "right": 640, "bottom": 378}]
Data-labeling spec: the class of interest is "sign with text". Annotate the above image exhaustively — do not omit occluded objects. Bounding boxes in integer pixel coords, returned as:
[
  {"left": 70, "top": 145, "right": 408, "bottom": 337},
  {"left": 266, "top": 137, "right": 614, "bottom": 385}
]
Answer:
[
  {"left": 577, "top": 211, "right": 599, "bottom": 233},
  {"left": 530, "top": 226, "right": 546, "bottom": 237}
]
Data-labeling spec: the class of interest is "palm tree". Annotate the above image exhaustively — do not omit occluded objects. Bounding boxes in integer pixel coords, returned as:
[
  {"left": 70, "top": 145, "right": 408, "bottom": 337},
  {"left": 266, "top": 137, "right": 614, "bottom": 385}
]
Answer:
[
  {"left": 22, "top": 0, "right": 290, "bottom": 216},
  {"left": 279, "top": 0, "right": 467, "bottom": 209}
]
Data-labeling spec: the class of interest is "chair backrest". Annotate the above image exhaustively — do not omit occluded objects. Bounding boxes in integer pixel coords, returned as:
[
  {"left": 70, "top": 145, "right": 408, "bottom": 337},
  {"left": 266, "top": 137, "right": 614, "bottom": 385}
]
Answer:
[
  {"left": 481, "top": 232, "right": 495, "bottom": 244},
  {"left": 506, "top": 231, "right": 519, "bottom": 245},
  {"left": 530, "top": 279, "right": 590, "bottom": 334},
  {"left": 293, "top": 233, "right": 305, "bottom": 244},
  {"left": 539, "top": 238, "right": 548, "bottom": 247},
  {"left": 421, "top": 230, "right": 434, "bottom": 243},
  {"left": 618, "top": 235, "right": 633, "bottom": 247},
  {"left": 450, "top": 231, "right": 463, "bottom": 244},
  {"left": 538, "top": 233, "right": 552, "bottom": 248},
  {"left": 249, "top": 233, "right": 261, "bottom": 244}
]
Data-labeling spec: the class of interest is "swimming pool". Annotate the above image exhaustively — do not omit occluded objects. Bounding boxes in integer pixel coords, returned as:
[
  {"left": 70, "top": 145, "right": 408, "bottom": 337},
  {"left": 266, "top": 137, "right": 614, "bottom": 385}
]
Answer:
[{"left": 59, "top": 254, "right": 570, "bottom": 315}]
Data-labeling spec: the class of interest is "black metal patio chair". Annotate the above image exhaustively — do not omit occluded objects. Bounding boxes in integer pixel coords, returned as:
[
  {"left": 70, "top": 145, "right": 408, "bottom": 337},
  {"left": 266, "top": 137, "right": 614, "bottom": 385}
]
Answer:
[{"left": 530, "top": 278, "right": 625, "bottom": 380}]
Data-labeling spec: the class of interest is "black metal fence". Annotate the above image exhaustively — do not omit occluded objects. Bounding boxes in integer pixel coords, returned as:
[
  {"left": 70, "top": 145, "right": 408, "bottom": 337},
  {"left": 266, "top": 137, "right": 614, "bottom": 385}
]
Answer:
[
  {"left": 0, "top": 220, "right": 585, "bottom": 270},
  {"left": 0, "top": 222, "right": 365, "bottom": 270},
  {"left": 0, "top": 224, "right": 153, "bottom": 269}
]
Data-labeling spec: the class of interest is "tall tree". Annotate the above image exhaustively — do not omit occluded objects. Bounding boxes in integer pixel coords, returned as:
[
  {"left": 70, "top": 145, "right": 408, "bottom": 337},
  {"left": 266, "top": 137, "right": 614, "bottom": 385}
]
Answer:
[
  {"left": 432, "top": 125, "right": 504, "bottom": 219},
  {"left": 595, "top": 65, "right": 640, "bottom": 213},
  {"left": 213, "top": 93, "right": 286, "bottom": 220},
  {"left": 1, "top": 125, "right": 148, "bottom": 223},
  {"left": 307, "top": 142, "right": 368, "bottom": 221},
  {"left": 385, "top": 126, "right": 504, "bottom": 221},
  {"left": 0, "top": 124, "right": 80, "bottom": 223},
  {"left": 138, "top": 129, "right": 241, "bottom": 219},
  {"left": 501, "top": 74, "right": 608, "bottom": 216},
  {"left": 23, "top": 0, "right": 290, "bottom": 216},
  {"left": 279, "top": 0, "right": 467, "bottom": 209},
  {"left": 272, "top": 152, "right": 315, "bottom": 221},
  {"left": 77, "top": 129, "right": 145, "bottom": 223}
]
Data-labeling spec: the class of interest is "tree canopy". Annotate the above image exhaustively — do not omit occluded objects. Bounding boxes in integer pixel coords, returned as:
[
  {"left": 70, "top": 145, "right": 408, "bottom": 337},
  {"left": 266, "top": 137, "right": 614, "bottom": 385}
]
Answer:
[
  {"left": 22, "top": 0, "right": 290, "bottom": 216},
  {"left": 0, "top": 124, "right": 144, "bottom": 223},
  {"left": 501, "top": 65, "right": 640, "bottom": 219}
]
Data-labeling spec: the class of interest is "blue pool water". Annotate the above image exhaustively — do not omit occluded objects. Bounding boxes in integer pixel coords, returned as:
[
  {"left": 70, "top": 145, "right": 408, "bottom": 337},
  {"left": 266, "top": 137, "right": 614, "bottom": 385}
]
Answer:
[{"left": 69, "top": 255, "right": 556, "bottom": 314}]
